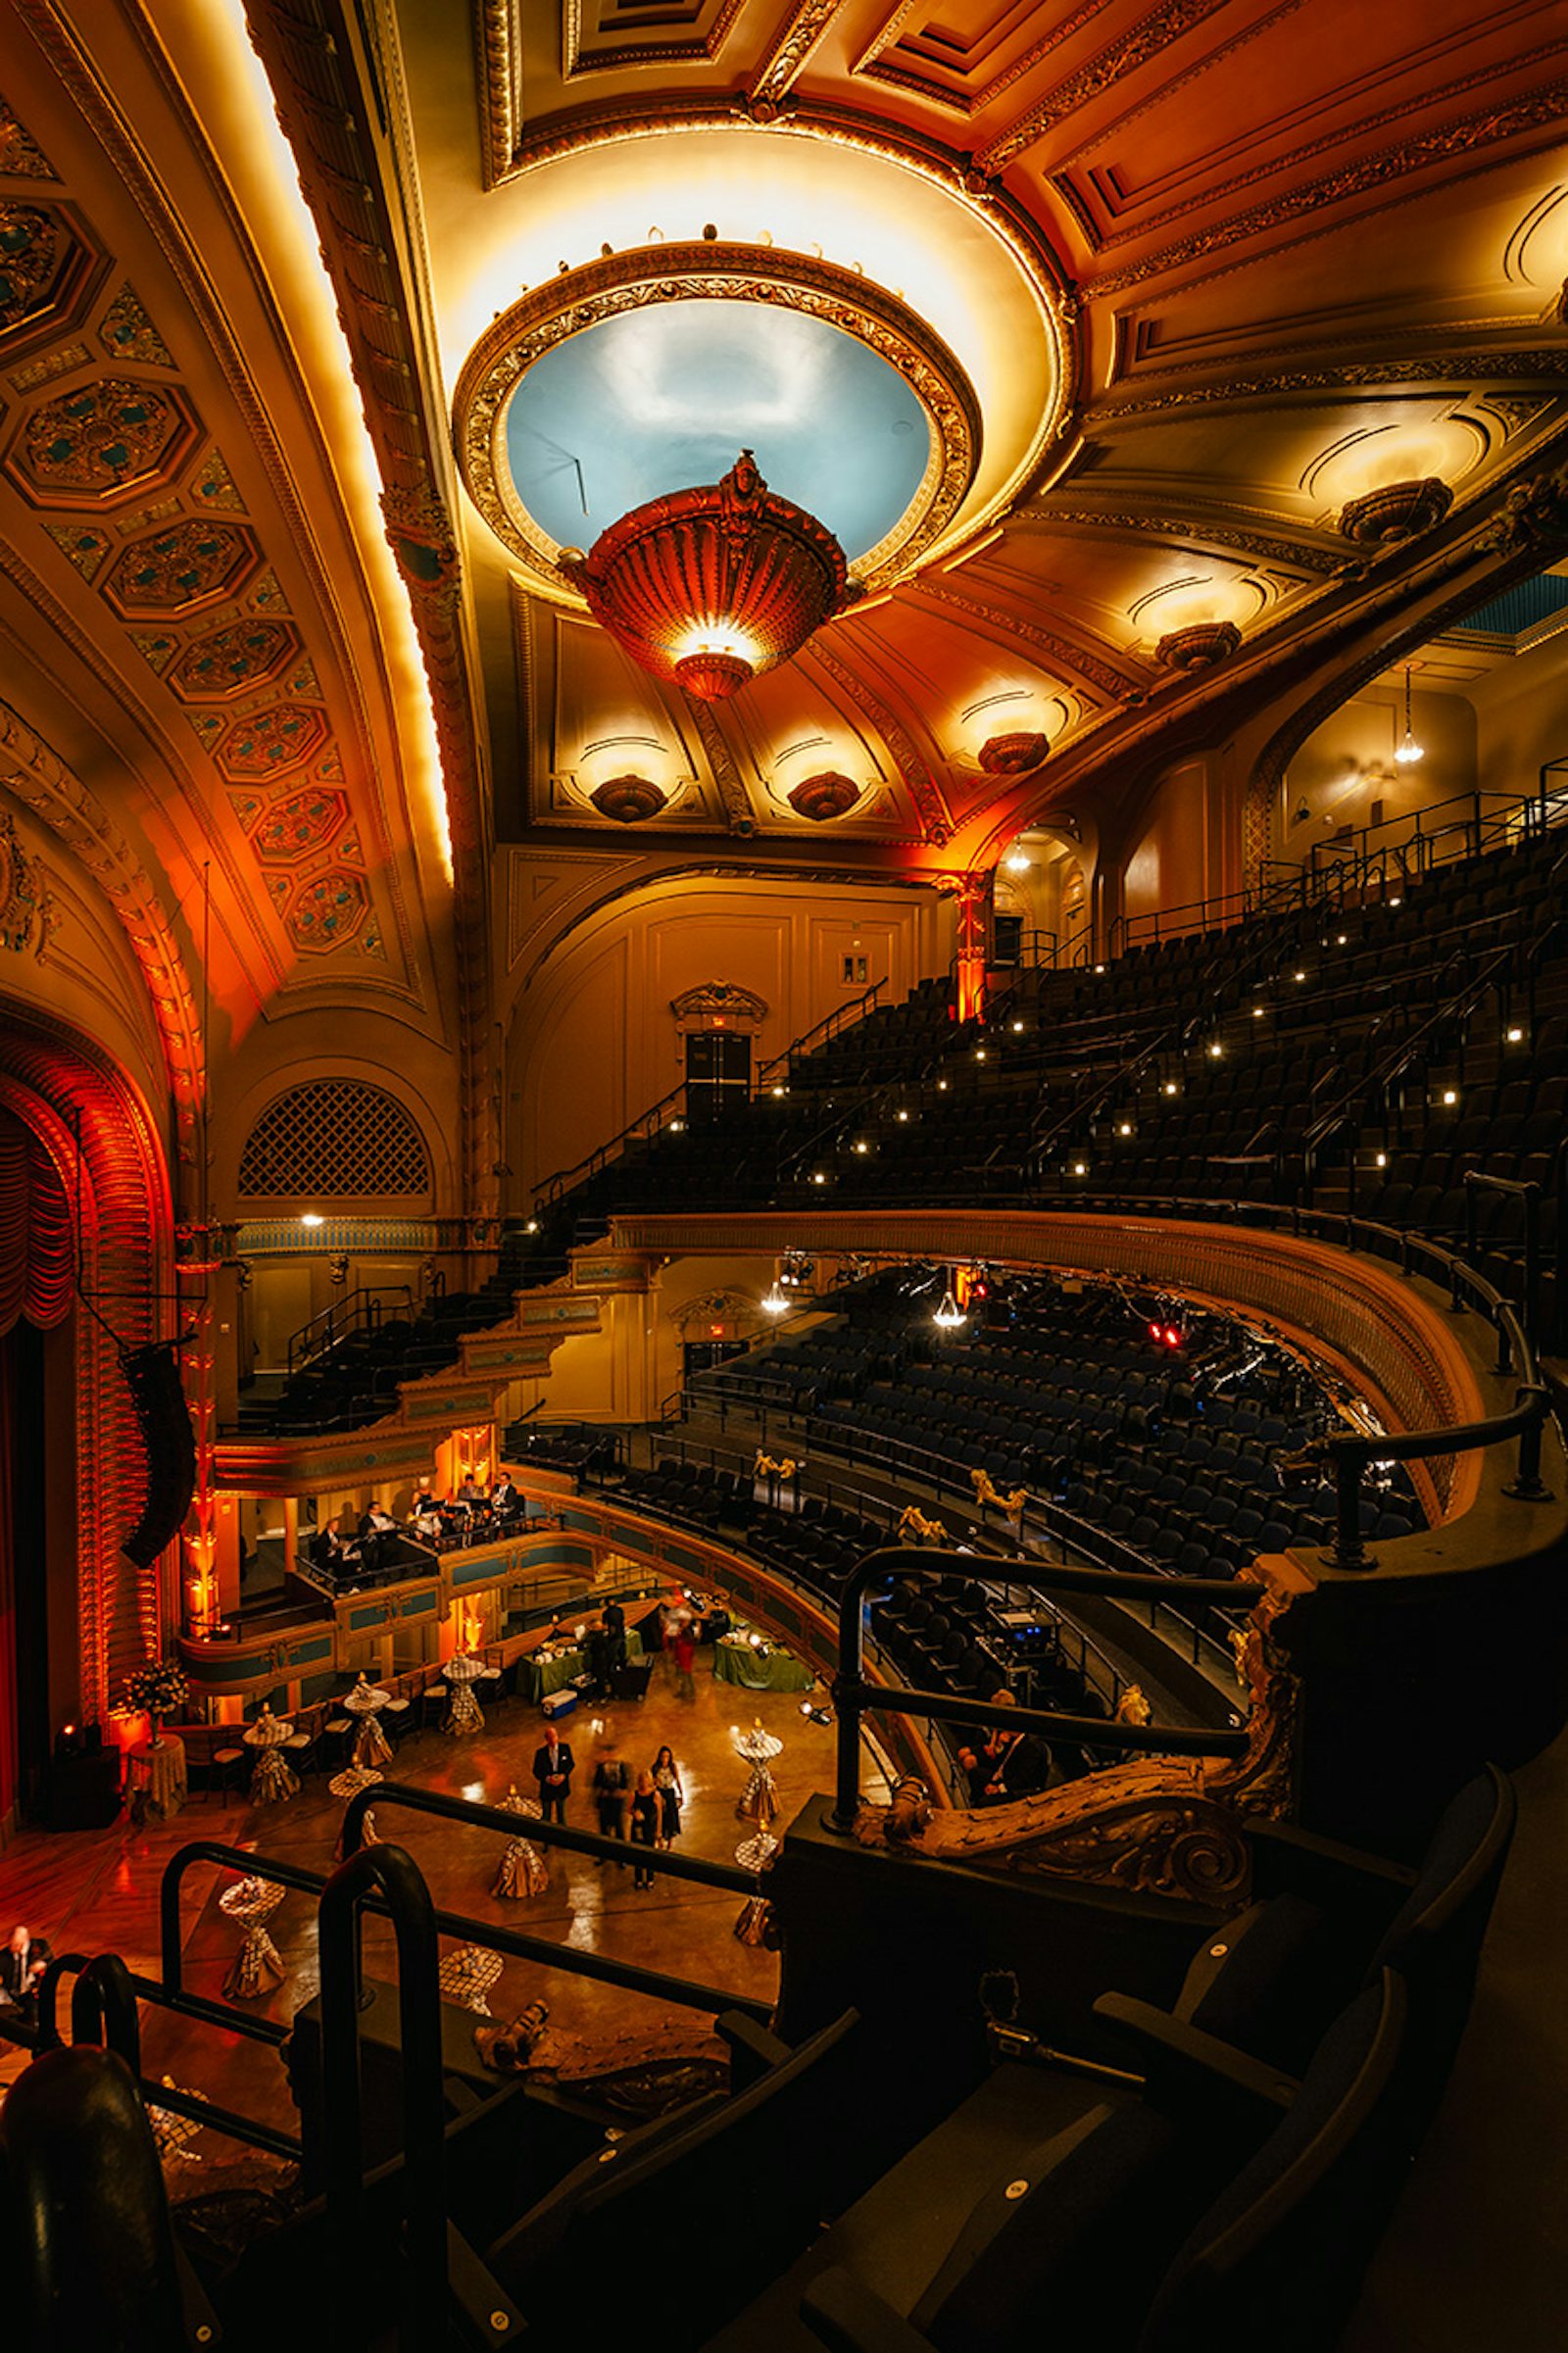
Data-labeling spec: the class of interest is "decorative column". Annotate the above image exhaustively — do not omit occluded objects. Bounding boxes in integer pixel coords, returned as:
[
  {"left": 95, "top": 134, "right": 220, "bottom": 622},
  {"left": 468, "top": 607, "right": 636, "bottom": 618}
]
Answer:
[
  {"left": 937, "top": 869, "right": 994, "bottom": 1024},
  {"left": 175, "top": 1223, "right": 222, "bottom": 1642}
]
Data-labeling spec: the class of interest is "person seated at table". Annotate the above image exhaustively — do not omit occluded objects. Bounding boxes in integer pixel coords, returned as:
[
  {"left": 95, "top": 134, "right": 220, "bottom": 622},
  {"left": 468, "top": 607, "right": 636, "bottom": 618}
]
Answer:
[
  {"left": 358, "top": 1498, "right": 399, "bottom": 1569},
  {"left": 453, "top": 1474, "right": 484, "bottom": 1513},
  {"left": 407, "top": 1488, "right": 443, "bottom": 1541},
  {"left": 310, "top": 1517, "right": 361, "bottom": 1577},
  {"left": 976, "top": 1695, "right": 1051, "bottom": 1803},
  {"left": 1, "top": 1923, "right": 52, "bottom": 2031}
]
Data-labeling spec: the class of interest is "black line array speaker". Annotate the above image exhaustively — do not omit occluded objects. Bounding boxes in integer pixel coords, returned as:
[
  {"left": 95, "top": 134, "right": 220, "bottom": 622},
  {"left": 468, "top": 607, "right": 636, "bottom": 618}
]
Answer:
[{"left": 120, "top": 1340, "right": 196, "bottom": 1569}]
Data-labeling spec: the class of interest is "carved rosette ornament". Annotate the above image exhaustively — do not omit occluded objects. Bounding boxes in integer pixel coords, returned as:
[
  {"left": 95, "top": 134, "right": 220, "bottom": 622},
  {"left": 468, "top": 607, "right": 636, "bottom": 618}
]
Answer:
[
  {"left": 588, "top": 773, "right": 668, "bottom": 823},
  {"left": 1155, "top": 620, "right": 1242, "bottom": 671},
  {"left": 787, "top": 770, "right": 860, "bottom": 821},
  {"left": 978, "top": 731, "right": 1050, "bottom": 775},
  {"left": 1339, "top": 476, "right": 1453, "bottom": 545},
  {"left": 0, "top": 808, "right": 42, "bottom": 954}
]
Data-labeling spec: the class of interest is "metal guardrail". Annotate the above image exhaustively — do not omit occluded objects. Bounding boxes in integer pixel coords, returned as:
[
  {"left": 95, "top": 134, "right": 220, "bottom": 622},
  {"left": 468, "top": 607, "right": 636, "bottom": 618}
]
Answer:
[{"left": 825, "top": 1546, "right": 1250, "bottom": 1831}]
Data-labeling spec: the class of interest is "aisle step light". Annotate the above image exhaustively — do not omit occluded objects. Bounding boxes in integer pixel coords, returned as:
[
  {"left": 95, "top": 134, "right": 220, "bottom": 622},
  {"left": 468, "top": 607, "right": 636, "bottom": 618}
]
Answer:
[{"left": 1506, "top": 1025, "right": 1524, "bottom": 1045}]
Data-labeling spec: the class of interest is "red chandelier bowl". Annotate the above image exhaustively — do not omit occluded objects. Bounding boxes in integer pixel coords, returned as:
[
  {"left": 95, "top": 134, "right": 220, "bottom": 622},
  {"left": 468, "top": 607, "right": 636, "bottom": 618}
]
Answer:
[{"left": 561, "top": 451, "right": 859, "bottom": 701}]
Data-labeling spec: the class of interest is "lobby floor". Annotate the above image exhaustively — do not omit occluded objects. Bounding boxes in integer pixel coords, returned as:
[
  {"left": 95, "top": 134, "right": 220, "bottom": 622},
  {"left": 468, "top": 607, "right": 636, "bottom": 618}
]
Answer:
[
  {"left": 3, "top": 1652, "right": 1562, "bottom": 2348},
  {"left": 0, "top": 1649, "right": 848, "bottom": 2145}
]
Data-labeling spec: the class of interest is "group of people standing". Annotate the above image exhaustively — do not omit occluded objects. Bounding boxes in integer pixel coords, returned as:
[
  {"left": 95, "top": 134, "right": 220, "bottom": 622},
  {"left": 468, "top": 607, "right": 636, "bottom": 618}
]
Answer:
[{"left": 530, "top": 1727, "right": 685, "bottom": 1891}]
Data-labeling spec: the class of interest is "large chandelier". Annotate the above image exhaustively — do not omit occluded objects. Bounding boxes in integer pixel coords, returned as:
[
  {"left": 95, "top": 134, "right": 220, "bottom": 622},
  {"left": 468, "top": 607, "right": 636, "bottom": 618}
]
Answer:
[{"left": 560, "top": 450, "right": 860, "bottom": 702}]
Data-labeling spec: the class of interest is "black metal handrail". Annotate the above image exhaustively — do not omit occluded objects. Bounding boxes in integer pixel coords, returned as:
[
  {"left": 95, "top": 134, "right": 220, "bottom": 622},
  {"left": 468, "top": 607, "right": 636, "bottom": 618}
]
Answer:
[
  {"left": 286, "top": 1283, "right": 414, "bottom": 1378},
  {"left": 318, "top": 1844, "right": 448, "bottom": 2352},
  {"left": 34, "top": 1947, "right": 302, "bottom": 2162},
  {"left": 756, "top": 975, "right": 887, "bottom": 1086},
  {"left": 826, "top": 1546, "right": 1250, "bottom": 1830},
  {"left": 1464, "top": 1170, "right": 1544, "bottom": 1347},
  {"left": 1303, "top": 942, "right": 1513, "bottom": 1160}
]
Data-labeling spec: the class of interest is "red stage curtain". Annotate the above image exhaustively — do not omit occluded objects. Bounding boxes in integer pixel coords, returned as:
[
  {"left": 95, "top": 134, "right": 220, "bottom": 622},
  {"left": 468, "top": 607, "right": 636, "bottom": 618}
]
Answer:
[
  {"left": 0, "top": 1331, "right": 15, "bottom": 1826},
  {"left": 0, "top": 1105, "right": 74, "bottom": 1337}
]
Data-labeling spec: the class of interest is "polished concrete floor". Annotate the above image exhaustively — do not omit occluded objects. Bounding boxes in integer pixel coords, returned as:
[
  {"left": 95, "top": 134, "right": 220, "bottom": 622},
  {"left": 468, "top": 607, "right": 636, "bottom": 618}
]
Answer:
[
  {"left": 0, "top": 1648, "right": 848, "bottom": 2145},
  {"left": 3, "top": 1652, "right": 1563, "bottom": 2347}
]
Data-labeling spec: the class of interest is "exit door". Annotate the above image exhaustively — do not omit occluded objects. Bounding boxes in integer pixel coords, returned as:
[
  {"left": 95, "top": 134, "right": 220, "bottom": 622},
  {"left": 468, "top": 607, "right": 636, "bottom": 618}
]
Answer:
[{"left": 685, "top": 1030, "right": 752, "bottom": 1120}]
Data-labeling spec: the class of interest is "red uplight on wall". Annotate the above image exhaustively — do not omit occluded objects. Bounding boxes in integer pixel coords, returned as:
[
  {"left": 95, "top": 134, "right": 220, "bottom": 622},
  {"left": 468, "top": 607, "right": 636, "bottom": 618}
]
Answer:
[
  {"left": 1149, "top": 1321, "right": 1163, "bottom": 1343},
  {"left": 1164, "top": 1326, "right": 1183, "bottom": 1348}
]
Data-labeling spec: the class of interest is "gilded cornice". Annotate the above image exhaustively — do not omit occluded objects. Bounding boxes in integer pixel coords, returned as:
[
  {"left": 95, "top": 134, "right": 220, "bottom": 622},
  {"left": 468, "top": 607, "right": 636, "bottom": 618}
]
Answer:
[
  {"left": 750, "top": 1, "right": 841, "bottom": 107},
  {"left": 19, "top": 0, "right": 430, "bottom": 1006},
  {"left": 977, "top": 0, "right": 1235, "bottom": 172},
  {"left": 1092, "top": 76, "right": 1568, "bottom": 296}
]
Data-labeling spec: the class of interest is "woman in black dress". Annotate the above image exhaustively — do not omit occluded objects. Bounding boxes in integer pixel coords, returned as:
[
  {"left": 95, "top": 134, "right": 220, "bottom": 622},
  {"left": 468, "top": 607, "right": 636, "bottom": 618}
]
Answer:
[
  {"left": 629, "top": 1769, "right": 661, "bottom": 1889},
  {"left": 651, "top": 1744, "right": 684, "bottom": 1847}
]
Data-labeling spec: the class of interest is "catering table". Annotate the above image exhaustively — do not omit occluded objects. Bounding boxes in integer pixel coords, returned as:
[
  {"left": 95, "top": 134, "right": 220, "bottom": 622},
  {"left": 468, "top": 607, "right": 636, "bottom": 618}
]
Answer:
[
  {"left": 439, "top": 1943, "right": 502, "bottom": 2016},
  {"left": 127, "top": 1734, "right": 186, "bottom": 1818},
  {"left": 219, "top": 1876, "right": 286, "bottom": 1999},
  {"left": 714, "top": 1634, "right": 814, "bottom": 1693},
  {"left": 493, "top": 1786, "right": 549, "bottom": 1899},
  {"left": 343, "top": 1676, "right": 393, "bottom": 1769},
  {"left": 443, "top": 1654, "right": 501, "bottom": 1736},
  {"left": 514, "top": 1627, "right": 644, "bottom": 1704},
  {"left": 243, "top": 1711, "right": 299, "bottom": 1804}
]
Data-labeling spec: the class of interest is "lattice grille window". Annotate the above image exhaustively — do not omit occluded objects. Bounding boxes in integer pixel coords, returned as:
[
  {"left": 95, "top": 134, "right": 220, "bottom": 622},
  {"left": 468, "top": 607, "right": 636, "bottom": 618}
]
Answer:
[{"left": 238, "top": 1081, "right": 431, "bottom": 1199}]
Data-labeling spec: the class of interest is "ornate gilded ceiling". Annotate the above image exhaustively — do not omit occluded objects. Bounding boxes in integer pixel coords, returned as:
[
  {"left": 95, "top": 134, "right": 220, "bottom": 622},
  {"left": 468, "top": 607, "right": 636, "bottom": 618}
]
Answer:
[
  {"left": 0, "top": 15, "right": 455, "bottom": 1096},
  {"left": 1, "top": 1, "right": 1566, "bottom": 1224},
  {"left": 356, "top": 0, "right": 1568, "bottom": 857}
]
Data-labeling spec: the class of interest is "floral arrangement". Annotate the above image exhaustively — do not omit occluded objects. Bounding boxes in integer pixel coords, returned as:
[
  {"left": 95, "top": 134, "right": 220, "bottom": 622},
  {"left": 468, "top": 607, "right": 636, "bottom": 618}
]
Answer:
[
  {"left": 753, "top": 1450, "right": 798, "bottom": 1481},
  {"left": 123, "top": 1656, "right": 189, "bottom": 1731}
]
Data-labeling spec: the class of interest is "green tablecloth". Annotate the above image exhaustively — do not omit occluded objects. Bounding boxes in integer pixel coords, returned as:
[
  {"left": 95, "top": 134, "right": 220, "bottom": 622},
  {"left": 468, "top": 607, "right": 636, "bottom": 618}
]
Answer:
[
  {"left": 515, "top": 1627, "right": 643, "bottom": 1703},
  {"left": 713, "top": 1639, "right": 814, "bottom": 1692}
]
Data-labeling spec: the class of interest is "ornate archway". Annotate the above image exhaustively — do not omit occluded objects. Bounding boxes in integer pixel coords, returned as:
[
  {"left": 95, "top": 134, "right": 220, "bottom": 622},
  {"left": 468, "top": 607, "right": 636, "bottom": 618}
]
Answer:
[{"left": 0, "top": 1004, "right": 173, "bottom": 1729}]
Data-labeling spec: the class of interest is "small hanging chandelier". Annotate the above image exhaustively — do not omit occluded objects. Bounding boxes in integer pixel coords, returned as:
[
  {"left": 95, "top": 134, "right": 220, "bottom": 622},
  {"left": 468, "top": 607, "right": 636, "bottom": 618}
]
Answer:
[
  {"left": 1395, "top": 664, "right": 1424, "bottom": 765},
  {"left": 561, "top": 450, "right": 861, "bottom": 702},
  {"left": 760, "top": 1277, "right": 790, "bottom": 1316},
  {"left": 933, "top": 1281, "right": 966, "bottom": 1332}
]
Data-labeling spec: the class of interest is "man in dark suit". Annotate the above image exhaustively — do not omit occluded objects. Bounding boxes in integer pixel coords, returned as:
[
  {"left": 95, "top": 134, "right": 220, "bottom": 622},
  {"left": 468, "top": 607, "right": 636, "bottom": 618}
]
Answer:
[
  {"left": 603, "top": 1597, "right": 627, "bottom": 1675},
  {"left": 532, "top": 1724, "right": 574, "bottom": 1823},
  {"left": 1, "top": 1924, "right": 52, "bottom": 2027}
]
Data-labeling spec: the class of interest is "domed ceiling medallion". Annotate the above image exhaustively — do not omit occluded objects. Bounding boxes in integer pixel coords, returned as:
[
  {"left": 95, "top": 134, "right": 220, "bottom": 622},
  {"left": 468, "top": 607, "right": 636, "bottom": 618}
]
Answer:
[
  {"left": 1339, "top": 477, "right": 1452, "bottom": 544},
  {"left": 562, "top": 451, "right": 858, "bottom": 701},
  {"left": 452, "top": 243, "right": 984, "bottom": 605},
  {"left": 978, "top": 731, "right": 1050, "bottom": 775},
  {"left": 1155, "top": 621, "right": 1242, "bottom": 671},
  {"left": 588, "top": 773, "right": 668, "bottom": 822},
  {"left": 787, "top": 770, "right": 860, "bottom": 821}
]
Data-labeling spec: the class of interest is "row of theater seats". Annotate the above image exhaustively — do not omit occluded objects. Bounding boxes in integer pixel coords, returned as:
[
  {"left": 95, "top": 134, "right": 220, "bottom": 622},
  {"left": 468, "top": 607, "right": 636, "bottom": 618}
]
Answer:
[
  {"left": 239, "top": 822, "right": 1566, "bottom": 1440},
  {"left": 715, "top": 1270, "right": 1425, "bottom": 1585},
  {"left": 112, "top": 1765, "right": 1510, "bottom": 2352},
  {"left": 613, "top": 1452, "right": 888, "bottom": 1593},
  {"left": 789, "top": 970, "right": 979, "bottom": 1090},
  {"left": 501, "top": 1419, "right": 616, "bottom": 1475},
  {"left": 605, "top": 1448, "right": 1130, "bottom": 1788},
  {"left": 868, "top": 1575, "right": 1122, "bottom": 1783}
]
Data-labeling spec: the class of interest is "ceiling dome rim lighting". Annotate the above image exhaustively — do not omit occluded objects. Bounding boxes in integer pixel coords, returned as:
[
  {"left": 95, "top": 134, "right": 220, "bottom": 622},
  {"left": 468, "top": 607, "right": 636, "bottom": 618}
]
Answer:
[{"left": 453, "top": 241, "right": 986, "bottom": 601}]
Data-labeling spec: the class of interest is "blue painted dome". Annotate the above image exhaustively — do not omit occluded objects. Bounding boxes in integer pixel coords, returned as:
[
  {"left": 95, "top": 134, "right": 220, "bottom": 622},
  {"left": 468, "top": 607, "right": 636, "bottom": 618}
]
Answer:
[{"left": 503, "top": 298, "right": 931, "bottom": 561}]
